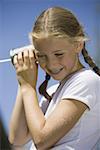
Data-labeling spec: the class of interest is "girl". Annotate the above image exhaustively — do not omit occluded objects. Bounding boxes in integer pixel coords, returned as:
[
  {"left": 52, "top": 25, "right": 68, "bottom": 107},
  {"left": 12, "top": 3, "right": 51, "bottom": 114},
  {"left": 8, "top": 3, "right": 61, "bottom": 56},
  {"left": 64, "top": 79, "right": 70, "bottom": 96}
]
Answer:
[{"left": 9, "top": 7, "right": 100, "bottom": 150}]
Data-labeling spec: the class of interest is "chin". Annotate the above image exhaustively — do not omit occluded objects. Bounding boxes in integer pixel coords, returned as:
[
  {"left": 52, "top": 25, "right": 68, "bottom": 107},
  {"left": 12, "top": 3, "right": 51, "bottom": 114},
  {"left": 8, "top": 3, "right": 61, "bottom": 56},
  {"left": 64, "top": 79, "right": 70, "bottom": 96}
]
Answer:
[{"left": 51, "top": 75, "right": 65, "bottom": 81}]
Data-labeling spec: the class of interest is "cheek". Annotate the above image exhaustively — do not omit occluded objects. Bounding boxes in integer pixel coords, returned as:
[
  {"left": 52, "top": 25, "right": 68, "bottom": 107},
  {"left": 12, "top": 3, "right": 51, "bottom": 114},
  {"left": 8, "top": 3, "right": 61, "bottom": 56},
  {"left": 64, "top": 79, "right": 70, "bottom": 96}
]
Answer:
[{"left": 62, "top": 55, "right": 76, "bottom": 68}]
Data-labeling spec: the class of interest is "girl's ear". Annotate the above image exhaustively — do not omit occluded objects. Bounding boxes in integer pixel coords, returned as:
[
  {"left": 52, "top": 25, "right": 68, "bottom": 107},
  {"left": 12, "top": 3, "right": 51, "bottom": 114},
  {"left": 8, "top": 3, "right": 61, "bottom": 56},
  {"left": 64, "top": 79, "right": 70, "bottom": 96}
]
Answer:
[{"left": 74, "top": 41, "right": 84, "bottom": 53}]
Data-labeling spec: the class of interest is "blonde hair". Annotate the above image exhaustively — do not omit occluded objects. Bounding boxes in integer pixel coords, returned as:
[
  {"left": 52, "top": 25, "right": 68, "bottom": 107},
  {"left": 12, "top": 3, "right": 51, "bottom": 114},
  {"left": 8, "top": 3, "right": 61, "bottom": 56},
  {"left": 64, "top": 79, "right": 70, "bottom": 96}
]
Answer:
[
  {"left": 31, "top": 7, "right": 87, "bottom": 41},
  {"left": 30, "top": 7, "right": 100, "bottom": 100}
]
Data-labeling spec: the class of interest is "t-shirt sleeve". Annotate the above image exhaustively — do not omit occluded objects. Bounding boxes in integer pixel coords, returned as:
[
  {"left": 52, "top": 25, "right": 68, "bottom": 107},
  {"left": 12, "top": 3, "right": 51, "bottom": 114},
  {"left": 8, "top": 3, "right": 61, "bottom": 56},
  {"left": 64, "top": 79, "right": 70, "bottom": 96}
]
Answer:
[{"left": 61, "top": 73, "right": 98, "bottom": 109}]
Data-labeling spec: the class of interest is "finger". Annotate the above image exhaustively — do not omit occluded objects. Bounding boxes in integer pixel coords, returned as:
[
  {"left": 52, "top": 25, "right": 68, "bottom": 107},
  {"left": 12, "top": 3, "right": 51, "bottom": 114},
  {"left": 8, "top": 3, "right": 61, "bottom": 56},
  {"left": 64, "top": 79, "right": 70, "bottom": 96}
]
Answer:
[
  {"left": 23, "top": 50, "right": 29, "bottom": 67},
  {"left": 13, "top": 55, "right": 19, "bottom": 69},
  {"left": 29, "top": 50, "right": 35, "bottom": 68},
  {"left": 17, "top": 52, "right": 24, "bottom": 66}
]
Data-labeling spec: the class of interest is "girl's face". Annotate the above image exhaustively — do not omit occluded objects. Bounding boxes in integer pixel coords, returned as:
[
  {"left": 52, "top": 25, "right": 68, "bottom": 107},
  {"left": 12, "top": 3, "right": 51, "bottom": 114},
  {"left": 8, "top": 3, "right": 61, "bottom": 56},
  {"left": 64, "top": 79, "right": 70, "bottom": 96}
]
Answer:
[{"left": 34, "top": 37, "right": 83, "bottom": 81}]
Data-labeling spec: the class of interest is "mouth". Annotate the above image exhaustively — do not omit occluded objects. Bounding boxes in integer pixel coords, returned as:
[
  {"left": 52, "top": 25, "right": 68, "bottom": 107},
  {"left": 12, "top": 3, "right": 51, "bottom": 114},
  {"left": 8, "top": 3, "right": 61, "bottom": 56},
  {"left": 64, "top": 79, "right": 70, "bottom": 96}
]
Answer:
[{"left": 49, "top": 68, "right": 64, "bottom": 75}]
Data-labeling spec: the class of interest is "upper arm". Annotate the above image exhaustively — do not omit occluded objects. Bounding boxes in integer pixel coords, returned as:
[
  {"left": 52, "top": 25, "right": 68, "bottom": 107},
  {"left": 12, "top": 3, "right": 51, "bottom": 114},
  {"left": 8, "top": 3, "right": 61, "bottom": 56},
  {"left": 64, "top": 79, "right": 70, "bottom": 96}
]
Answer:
[{"left": 36, "top": 99, "right": 88, "bottom": 149}]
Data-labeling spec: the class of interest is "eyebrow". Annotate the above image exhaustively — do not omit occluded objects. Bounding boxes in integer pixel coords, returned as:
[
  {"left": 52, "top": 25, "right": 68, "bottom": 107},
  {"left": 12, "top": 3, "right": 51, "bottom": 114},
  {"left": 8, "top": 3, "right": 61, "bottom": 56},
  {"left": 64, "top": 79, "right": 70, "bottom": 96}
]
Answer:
[
  {"left": 53, "top": 50, "right": 64, "bottom": 53},
  {"left": 36, "top": 50, "right": 65, "bottom": 54}
]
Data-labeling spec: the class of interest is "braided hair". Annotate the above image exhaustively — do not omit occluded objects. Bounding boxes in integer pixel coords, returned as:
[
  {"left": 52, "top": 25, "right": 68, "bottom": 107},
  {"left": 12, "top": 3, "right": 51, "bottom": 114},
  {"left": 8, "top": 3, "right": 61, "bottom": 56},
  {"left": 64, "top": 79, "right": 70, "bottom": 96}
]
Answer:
[
  {"left": 39, "top": 73, "right": 51, "bottom": 101},
  {"left": 82, "top": 43, "right": 100, "bottom": 76}
]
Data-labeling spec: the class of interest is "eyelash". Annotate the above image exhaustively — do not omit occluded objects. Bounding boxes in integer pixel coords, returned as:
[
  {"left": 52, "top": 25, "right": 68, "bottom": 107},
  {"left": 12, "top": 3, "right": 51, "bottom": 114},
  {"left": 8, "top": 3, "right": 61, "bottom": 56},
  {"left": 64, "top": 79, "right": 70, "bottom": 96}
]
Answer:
[{"left": 55, "top": 53, "right": 64, "bottom": 57}]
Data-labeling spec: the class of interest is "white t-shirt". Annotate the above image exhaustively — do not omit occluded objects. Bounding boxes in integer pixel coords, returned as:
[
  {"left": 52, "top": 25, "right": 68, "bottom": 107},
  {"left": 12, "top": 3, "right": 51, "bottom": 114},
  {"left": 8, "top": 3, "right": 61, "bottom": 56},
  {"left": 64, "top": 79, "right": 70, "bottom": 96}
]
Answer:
[{"left": 30, "top": 68, "right": 100, "bottom": 150}]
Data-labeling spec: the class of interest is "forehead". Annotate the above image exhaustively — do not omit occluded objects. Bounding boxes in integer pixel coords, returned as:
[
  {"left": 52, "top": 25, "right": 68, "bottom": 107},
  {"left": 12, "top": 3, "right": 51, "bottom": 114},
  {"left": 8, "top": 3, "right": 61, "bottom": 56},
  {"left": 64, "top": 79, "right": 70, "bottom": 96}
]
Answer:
[{"left": 34, "top": 37, "right": 74, "bottom": 53}]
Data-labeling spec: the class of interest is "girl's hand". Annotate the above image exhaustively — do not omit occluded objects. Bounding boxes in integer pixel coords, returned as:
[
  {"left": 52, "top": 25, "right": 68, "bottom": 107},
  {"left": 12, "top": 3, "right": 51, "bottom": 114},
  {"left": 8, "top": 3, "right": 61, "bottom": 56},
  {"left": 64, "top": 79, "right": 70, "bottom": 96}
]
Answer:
[{"left": 13, "top": 48, "right": 38, "bottom": 89}]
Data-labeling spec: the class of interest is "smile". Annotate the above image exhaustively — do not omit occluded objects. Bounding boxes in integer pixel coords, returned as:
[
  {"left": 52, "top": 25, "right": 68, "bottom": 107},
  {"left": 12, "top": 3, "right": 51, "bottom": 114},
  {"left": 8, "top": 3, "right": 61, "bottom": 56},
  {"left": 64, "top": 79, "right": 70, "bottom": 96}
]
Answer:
[{"left": 49, "top": 68, "right": 64, "bottom": 75}]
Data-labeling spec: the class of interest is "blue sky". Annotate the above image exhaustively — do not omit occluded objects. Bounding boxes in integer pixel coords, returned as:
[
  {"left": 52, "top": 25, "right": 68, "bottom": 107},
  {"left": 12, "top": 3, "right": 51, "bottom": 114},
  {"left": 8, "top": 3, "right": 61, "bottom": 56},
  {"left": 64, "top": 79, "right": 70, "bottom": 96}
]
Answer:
[{"left": 0, "top": 0, "right": 100, "bottom": 134}]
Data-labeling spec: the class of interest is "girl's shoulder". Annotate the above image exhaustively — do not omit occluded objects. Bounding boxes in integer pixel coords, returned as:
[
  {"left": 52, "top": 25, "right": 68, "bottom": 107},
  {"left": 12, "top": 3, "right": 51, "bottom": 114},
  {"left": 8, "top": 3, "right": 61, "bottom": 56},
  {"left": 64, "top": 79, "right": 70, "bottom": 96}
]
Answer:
[
  {"left": 62, "top": 68, "right": 100, "bottom": 99},
  {"left": 70, "top": 68, "right": 100, "bottom": 86},
  {"left": 78, "top": 68, "right": 99, "bottom": 78},
  {"left": 61, "top": 69, "right": 100, "bottom": 109}
]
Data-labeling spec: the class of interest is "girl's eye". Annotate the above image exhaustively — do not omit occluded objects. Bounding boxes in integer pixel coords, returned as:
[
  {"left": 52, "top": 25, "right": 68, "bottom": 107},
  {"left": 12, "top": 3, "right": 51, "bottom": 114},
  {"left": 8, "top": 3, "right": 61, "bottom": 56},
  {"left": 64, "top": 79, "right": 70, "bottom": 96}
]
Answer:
[{"left": 55, "top": 53, "right": 64, "bottom": 57}]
